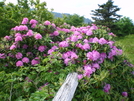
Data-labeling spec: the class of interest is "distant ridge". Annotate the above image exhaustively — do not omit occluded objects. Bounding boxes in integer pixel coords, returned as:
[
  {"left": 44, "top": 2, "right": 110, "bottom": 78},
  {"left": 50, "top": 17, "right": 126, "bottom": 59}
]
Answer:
[{"left": 52, "top": 12, "right": 92, "bottom": 24}]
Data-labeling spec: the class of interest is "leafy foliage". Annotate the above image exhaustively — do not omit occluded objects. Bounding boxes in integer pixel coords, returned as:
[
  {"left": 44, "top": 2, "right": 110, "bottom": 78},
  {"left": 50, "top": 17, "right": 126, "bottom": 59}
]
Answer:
[
  {"left": 113, "top": 17, "right": 134, "bottom": 36},
  {"left": 0, "top": 18, "right": 134, "bottom": 101},
  {"left": 0, "top": 0, "right": 54, "bottom": 38}
]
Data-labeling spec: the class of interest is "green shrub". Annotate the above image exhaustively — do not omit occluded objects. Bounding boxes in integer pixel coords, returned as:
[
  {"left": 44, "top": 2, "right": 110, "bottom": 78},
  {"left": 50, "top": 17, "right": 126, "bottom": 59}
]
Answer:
[{"left": 0, "top": 18, "right": 133, "bottom": 101}]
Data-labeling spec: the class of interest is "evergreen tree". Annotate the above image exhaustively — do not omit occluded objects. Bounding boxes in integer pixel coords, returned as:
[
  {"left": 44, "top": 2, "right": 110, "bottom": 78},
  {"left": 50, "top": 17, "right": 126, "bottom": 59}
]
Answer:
[{"left": 91, "top": 0, "right": 122, "bottom": 28}]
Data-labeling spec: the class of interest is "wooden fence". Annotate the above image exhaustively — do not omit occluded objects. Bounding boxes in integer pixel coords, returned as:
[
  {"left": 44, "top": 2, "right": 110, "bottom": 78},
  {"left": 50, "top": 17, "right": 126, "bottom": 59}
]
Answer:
[{"left": 52, "top": 72, "right": 78, "bottom": 101}]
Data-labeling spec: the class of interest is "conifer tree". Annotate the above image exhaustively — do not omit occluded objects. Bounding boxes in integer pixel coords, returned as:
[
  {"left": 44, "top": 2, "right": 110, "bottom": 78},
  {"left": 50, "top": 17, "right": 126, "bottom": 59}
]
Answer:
[{"left": 91, "top": 0, "right": 122, "bottom": 28}]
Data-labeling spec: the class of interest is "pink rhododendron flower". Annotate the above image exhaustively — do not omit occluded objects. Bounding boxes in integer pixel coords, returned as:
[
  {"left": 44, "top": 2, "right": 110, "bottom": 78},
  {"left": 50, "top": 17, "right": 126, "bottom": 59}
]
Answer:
[
  {"left": 31, "top": 24, "right": 36, "bottom": 28},
  {"left": 122, "top": 92, "right": 128, "bottom": 97},
  {"left": 90, "top": 24, "right": 98, "bottom": 30},
  {"left": 16, "top": 61, "right": 23, "bottom": 67},
  {"left": 70, "top": 35, "right": 78, "bottom": 42},
  {"left": 64, "top": 58, "right": 71, "bottom": 65},
  {"left": 34, "top": 33, "right": 42, "bottom": 40},
  {"left": 48, "top": 49, "right": 54, "bottom": 55},
  {"left": 59, "top": 41, "right": 69, "bottom": 47},
  {"left": 15, "top": 33, "right": 21, "bottom": 37},
  {"left": 86, "top": 50, "right": 100, "bottom": 61},
  {"left": 8, "top": 53, "right": 14, "bottom": 58},
  {"left": 44, "top": 20, "right": 51, "bottom": 25},
  {"left": 53, "top": 31, "right": 59, "bottom": 36},
  {"left": 86, "top": 30, "right": 93, "bottom": 36},
  {"left": 92, "top": 37, "right": 99, "bottom": 43},
  {"left": 108, "top": 41, "right": 114, "bottom": 48},
  {"left": 51, "top": 23, "right": 56, "bottom": 28},
  {"left": 108, "top": 32, "right": 116, "bottom": 37},
  {"left": 26, "top": 30, "right": 33, "bottom": 37},
  {"left": 0, "top": 53, "right": 6, "bottom": 59},
  {"left": 70, "top": 51, "right": 78, "bottom": 59},
  {"left": 10, "top": 44, "right": 16, "bottom": 50},
  {"left": 4, "top": 35, "right": 12, "bottom": 41},
  {"left": 103, "top": 84, "right": 111, "bottom": 93},
  {"left": 21, "top": 18, "right": 29, "bottom": 24},
  {"left": 84, "top": 65, "right": 93, "bottom": 77},
  {"left": 51, "top": 46, "right": 58, "bottom": 50},
  {"left": 18, "top": 25, "right": 28, "bottom": 31},
  {"left": 83, "top": 39, "right": 89, "bottom": 43},
  {"left": 31, "top": 59, "right": 39, "bottom": 65},
  {"left": 15, "top": 52, "right": 23, "bottom": 59},
  {"left": 15, "top": 36, "right": 23, "bottom": 42},
  {"left": 29, "top": 19, "right": 38, "bottom": 24},
  {"left": 82, "top": 43, "right": 90, "bottom": 51},
  {"left": 22, "top": 44, "right": 28, "bottom": 49},
  {"left": 38, "top": 46, "right": 46, "bottom": 52},
  {"left": 22, "top": 57, "right": 29, "bottom": 63},
  {"left": 99, "top": 38, "right": 107, "bottom": 45},
  {"left": 92, "top": 63, "right": 100, "bottom": 69},
  {"left": 78, "top": 74, "right": 83, "bottom": 80}
]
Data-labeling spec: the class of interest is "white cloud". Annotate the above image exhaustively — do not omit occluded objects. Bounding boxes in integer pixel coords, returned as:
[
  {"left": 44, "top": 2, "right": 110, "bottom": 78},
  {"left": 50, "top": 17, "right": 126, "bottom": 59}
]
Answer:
[{"left": 3, "top": 0, "right": 134, "bottom": 21}]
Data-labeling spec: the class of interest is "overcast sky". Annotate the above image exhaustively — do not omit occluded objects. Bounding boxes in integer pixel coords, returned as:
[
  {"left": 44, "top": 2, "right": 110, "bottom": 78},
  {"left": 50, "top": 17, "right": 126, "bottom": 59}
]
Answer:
[{"left": 2, "top": 0, "right": 134, "bottom": 21}]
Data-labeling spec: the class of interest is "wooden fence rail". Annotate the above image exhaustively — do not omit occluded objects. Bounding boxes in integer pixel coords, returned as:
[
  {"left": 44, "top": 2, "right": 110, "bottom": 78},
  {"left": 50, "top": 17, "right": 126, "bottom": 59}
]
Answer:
[{"left": 52, "top": 72, "right": 78, "bottom": 101}]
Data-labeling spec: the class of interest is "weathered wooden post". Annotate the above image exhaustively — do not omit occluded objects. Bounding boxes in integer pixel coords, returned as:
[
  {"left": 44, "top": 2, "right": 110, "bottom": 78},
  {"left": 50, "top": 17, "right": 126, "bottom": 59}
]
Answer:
[{"left": 52, "top": 72, "right": 78, "bottom": 101}]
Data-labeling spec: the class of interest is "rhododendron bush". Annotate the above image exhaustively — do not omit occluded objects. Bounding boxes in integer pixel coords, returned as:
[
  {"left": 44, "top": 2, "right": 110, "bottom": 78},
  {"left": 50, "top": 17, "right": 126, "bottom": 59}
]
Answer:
[{"left": 0, "top": 18, "right": 134, "bottom": 101}]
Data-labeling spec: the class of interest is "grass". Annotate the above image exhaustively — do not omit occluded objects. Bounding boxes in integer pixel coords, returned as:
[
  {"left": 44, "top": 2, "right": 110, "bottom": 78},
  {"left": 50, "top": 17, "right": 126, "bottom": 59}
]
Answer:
[{"left": 115, "top": 34, "right": 134, "bottom": 64}]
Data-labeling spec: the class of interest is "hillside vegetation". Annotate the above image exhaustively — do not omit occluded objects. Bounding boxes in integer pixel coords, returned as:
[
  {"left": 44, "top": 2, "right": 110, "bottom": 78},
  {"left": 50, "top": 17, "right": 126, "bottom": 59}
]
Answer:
[{"left": 116, "top": 35, "right": 134, "bottom": 64}]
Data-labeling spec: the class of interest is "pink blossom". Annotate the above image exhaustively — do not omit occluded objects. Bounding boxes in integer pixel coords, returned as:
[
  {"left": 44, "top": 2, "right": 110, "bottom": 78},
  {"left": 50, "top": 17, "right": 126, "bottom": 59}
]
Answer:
[
  {"left": 78, "top": 74, "right": 83, "bottom": 80},
  {"left": 38, "top": 46, "right": 46, "bottom": 52},
  {"left": 15, "top": 52, "right": 23, "bottom": 59},
  {"left": 22, "top": 44, "right": 28, "bottom": 49},
  {"left": 92, "top": 63, "right": 100, "bottom": 69},
  {"left": 31, "top": 59, "right": 39, "bottom": 65},
  {"left": 22, "top": 57, "right": 29, "bottom": 63},
  {"left": 15, "top": 33, "right": 21, "bottom": 37},
  {"left": 29, "top": 19, "right": 38, "bottom": 24},
  {"left": 51, "top": 23, "right": 56, "bottom": 28},
  {"left": 59, "top": 41, "right": 69, "bottom": 47},
  {"left": 83, "top": 39, "right": 89, "bottom": 43},
  {"left": 90, "top": 24, "right": 98, "bottom": 30},
  {"left": 108, "top": 32, "right": 116, "bottom": 37},
  {"left": 34, "top": 33, "right": 42, "bottom": 40},
  {"left": 48, "top": 49, "right": 54, "bottom": 55},
  {"left": 15, "top": 36, "right": 23, "bottom": 42},
  {"left": 31, "top": 24, "right": 36, "bottom": 28},
  {"left": 70, "top": 51, "right": 78, "bottom": 59},
  {"left": 16, "top": 61, "right": 23, "bottom": 67},
  {"left": 4, "top": 35, "right": 12, "bottom": 41},
  {"left": 10, "top": 44, "right": 16, "bottom": 50},
  {"left": 86, "top": 50, "right": 100, "bottom": 61},
  {"left": 103, "top": 84, "right": 111, "bottom": 93},
  {"left": 8, "top": 53, "right": 14, "bottom": 58},
  {"left": 44, "top": 20, "right": 51, "bottom": 25},
  {"left": 122, "top": 92, "right": 128, "bottom": 97},
  {"left": 53, "top": 31, "right": 59, "bottom": 36},
  {"left": 26, "top": 30, "right": 34, "bottom": 37},
  {"left": 51, "top": 46, "right": 58, "bottom": 50},
  {"left": 82, "top": 43, "right": 90, "bottom": 51},
  {"left": 92, "top": 37, "right": 99, "bottom": 43},
  {"left": 99, "top": 38, "right": 107, "bottom": 45},
  {"left": 0, "top": 53, "right": 6, "bottom": 59},
  {"left": 84, "top": 65, "right": 93, "bottom": 77},
  {"left": 86, "top": 30, "right": 93, "bottom": 36},
  {"left": 21, "top": 18, "right": 29, "bottom": 24},
  {"left": 64, "top": 58, "right": 71, "bottom": 65},
  {"left": 18, "top": 25, "right": 28, "bottom": 31},
  {"left": 70, "top": 35, "right": 78, "bottom": 42}
]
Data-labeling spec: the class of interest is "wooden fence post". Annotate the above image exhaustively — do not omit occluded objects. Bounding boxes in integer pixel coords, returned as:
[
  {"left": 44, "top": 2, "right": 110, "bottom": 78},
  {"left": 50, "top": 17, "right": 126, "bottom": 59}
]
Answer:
[{"left": 52, "top": 72, "right": 78, "bottom": 101}]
